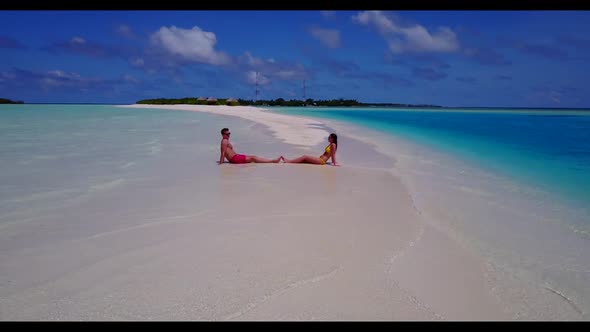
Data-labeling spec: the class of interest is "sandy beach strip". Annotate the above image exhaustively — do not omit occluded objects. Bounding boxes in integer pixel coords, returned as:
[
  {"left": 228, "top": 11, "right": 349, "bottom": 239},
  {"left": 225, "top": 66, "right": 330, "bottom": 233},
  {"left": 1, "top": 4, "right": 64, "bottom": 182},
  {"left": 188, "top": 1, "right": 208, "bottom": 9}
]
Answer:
[
  {"left": 0, "top": 104, "right": 513, "bottom": 320},
  {"left": 120, "top": 104, "right": 330, "bottom": 150}
]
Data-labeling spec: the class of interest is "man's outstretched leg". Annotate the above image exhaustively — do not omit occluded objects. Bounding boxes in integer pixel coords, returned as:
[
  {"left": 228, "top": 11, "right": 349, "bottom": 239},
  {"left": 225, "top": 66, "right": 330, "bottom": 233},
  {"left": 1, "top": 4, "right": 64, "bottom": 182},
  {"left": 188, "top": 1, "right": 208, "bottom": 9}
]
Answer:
[{"left": 245, "top": 155, "right": 281, "bottom": 163}]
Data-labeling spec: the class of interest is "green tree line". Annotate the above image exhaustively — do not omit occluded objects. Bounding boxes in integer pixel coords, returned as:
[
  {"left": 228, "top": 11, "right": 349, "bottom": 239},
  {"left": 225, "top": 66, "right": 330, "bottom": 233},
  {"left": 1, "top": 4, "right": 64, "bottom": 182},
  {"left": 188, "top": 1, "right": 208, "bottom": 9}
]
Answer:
[{"left": 136, "top": 97, "right": 442, "bottom": 108}]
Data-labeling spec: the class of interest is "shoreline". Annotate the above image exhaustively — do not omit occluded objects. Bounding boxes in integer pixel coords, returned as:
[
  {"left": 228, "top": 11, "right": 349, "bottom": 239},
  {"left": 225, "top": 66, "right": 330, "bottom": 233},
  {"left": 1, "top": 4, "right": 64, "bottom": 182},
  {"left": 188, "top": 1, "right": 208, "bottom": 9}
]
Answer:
[
  {"left": 119, "top": 104, "right": 332, "bottom": 151},
  {"left": 121, "top": 103, "right": 590, "bottom": 320}
]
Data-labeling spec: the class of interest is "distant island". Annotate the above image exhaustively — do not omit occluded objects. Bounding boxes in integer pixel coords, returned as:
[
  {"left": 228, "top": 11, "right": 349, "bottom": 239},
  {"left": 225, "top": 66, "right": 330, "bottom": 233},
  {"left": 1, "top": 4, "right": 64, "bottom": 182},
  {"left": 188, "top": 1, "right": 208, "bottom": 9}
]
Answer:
[
  {"left": 136, "top": 97, "right": 442, "bottom": 108},
  {"left": 0, "top": 98, "right": 24, "bottom": 104}
]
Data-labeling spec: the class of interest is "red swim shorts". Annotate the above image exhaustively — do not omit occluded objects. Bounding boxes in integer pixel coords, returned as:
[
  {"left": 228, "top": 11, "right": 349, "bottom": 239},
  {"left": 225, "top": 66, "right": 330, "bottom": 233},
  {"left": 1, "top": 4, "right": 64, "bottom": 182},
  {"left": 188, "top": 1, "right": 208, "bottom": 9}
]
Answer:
[{"left": 230, "top": 154, "right": 247, "bottom": 164}]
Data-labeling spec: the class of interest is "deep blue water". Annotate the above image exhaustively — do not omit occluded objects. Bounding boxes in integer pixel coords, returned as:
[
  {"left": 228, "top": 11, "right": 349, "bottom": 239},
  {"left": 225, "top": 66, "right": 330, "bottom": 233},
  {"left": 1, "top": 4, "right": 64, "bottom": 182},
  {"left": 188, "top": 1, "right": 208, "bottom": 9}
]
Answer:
[{"left": 271, "top": 107, "right": 590, "bottom": 209}]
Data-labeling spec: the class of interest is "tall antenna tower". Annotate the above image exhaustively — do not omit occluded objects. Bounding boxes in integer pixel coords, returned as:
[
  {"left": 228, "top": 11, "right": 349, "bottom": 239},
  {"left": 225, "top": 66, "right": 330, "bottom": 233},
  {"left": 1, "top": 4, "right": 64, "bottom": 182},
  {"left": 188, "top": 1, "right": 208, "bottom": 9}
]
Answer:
[{"left": 255, "top": 71, "right": 260, "bottom": 102}]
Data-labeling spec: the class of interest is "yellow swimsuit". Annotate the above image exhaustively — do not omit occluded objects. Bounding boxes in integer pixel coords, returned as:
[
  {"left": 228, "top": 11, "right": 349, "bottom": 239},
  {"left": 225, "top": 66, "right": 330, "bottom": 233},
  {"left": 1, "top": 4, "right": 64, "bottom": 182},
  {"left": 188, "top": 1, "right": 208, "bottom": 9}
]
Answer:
[{"left": 320, "top": 144, "right": 331, "bottom": 165}]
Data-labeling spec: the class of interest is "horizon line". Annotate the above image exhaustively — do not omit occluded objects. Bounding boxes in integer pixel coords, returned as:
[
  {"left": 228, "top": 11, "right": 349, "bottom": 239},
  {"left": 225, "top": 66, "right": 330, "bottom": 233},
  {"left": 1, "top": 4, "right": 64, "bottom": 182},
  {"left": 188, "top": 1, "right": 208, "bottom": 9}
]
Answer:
[{"left": 7, "top": 102, "right": 590, "bottom": 110}]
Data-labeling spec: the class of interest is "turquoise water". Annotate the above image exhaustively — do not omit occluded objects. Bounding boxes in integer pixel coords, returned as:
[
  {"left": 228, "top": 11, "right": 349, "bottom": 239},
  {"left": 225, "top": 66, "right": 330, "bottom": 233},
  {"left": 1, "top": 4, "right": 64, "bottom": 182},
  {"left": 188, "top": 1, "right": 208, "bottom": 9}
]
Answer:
[
  {"left": 3, "top": 104, "right": 589, "bottom": 211},
  {"left": 269, "top": 107, "right": 590, "bottom": 211},
  {"left": 0, "top": 104, "right": 204, "bottom": 211}
]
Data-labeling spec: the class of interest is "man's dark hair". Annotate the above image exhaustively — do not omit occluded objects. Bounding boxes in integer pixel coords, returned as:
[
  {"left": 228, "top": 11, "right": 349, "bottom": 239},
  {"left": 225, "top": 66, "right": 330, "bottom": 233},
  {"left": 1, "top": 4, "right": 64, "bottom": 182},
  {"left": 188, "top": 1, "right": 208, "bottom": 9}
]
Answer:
[{"left": 221, "top": 128, "right": 229, "bottom": 135}]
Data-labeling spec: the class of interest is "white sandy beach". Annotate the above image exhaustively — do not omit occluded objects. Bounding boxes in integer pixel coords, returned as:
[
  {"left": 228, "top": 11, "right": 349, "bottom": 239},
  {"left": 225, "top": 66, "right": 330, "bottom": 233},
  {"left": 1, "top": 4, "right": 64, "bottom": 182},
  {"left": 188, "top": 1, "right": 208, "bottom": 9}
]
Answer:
[{"left": 0, "top": 103, "right": 584, "bottom": 320}]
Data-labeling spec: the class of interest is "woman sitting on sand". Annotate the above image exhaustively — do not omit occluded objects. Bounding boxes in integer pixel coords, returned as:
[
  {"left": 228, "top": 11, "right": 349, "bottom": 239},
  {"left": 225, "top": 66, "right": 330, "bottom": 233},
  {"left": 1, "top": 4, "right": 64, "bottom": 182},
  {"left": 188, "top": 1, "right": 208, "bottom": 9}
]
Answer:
[{"left": 281, "top": 133, "right": 338, "bottom": 166}]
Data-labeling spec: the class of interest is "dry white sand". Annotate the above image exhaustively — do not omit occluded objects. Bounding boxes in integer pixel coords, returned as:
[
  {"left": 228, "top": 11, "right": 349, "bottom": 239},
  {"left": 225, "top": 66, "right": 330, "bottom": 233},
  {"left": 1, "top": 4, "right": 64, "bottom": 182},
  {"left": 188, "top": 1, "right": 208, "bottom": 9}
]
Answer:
[{"left": 0, "top": 104, "right": 514, "bottom": 320}]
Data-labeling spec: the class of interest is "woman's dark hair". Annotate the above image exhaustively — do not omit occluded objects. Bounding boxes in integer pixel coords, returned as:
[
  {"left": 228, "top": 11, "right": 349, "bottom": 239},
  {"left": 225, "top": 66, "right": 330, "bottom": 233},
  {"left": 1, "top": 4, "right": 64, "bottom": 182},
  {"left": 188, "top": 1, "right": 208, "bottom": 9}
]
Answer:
[
  {"left": 329, "top": 133, "right": 338, "bottom": 148},
  {"left": 221, "top": 128, "right": 229, "bottom": 135}
]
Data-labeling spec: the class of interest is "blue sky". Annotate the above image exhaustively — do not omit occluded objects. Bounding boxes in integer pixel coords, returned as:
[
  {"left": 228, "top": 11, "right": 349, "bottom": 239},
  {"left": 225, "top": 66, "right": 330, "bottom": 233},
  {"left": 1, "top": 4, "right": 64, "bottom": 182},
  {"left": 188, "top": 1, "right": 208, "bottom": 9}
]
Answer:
[{"left": 1, "top": 10, "right": 589, "bottom": 107}]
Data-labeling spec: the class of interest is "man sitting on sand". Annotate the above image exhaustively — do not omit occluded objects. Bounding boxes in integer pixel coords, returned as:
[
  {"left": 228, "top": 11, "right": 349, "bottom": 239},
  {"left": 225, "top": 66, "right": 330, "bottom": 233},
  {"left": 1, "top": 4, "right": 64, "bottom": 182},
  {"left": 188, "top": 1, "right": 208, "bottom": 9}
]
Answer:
[{"left": 219, "top": 128, "right": 281, "bottom": 164}]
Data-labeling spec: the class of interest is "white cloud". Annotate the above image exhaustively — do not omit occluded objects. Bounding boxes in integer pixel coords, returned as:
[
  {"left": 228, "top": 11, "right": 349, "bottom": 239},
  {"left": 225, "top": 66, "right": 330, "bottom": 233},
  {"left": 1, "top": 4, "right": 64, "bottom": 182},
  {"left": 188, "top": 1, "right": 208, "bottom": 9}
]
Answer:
[
  {"left": 246, "top": 71, "right": 270, "bottom": 85},
  {"left": 41, "top": 70, "right": 95, "bottom": 88},
  {"left": 71, "top": 37, "right": 86, "bottom": 44},
  {"left": 0, "top": 71, "right": 16, "bottom": 82},
  {"left": 47, "top": 70, "right": 81, "bottom": 79},
  {"left": 123, "top": 74, "right": 140, "bottom": 84},
  {"left": 130, "top": 57, "right": 145, "bottom": 67},
  {"left": 241, "top": 51, "right": 266, "bottom": 68},
  {"left": 117, "top": 24, "right": 135, "bottom": 39},
  {"left": 352, "top": 11, "right": 459, "bottom": 53},
  {"left": 390, "top": 25, "right": 458, "bottom": 53},
  {"left": 275, "top": 70, "right": 298, "bottom": 80},
  {"left": 274, "top": 63, "right": 308, "bottom": 80},
  {"left": 320, "top": 11, "right": 336, "bottom": 18},
  {"left": 550, "top": 91, "right": 561, "bottom": 104},
  {"left": 309, "top": 27, "right": 341, "bottom": 48},
  {"left": 150, "top": 25, "right": 231, "bottom": 65},
  {"left": 238, "top": 52, "right": 309, "bottom": 82},
  {"left": 352, "top": 11, "right": 397, "bottom": 35},
  {"left": 1, "top": 68, "right": 120, "bottom": 92}
]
